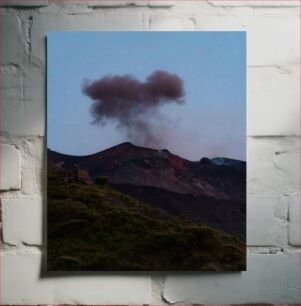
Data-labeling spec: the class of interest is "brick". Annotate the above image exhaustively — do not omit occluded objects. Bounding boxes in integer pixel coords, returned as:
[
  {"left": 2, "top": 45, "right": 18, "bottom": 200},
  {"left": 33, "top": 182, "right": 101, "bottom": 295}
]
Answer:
[
  {"left": 248, "top": 66, "right": 300, "bottom": 136},
  {"left": 86, "top": 0, "right": 135, "bottom": 6},
  {"left": 0, "top": 0, "right": 49, "bottom": 6},
  {"left": 73, "top": 0, "right": 174, "bottom": 7},
  {"left": 151, "top": 274, "right": 164, "bottom": 303},
  {"left": 53, "top": 273, "right": 150, "bottom": 304},
  {"left": 2, "top": 198, "right": 44, "bottom": 246},
  {"left": 2, "top": 13, "right": 24, "bottom": 65},
  {"left": 2, "top": 251, "right": 151, "bottom": 304},
  {"left": 19, "top": 137, "right": 44, "bottom": 196},
  {"left": 148, "top": 1, "right": 175, "bottom": 7},
  {"left": 22, "top": 66, "right": 45, "bottom": 136},
  {"left": 102, "top": 12, "right": 142, "bottom": 29},
  {"left": 2, "top": 66, "right": 45, "bottom": 136},
  {"left": 86, "top": 0, "right": 149, "bottom": 7},
  {"left": 133, "top": 0, "right": 149, "bottom": 6},
  {"left": 2, "top": 251, "right": 55, "bottom": 304},
  {"left": 149, "top": 15, "right": 194, "bottom": 30},
  {"left": 163, "top": 253, "right": 299, "bottom": 304},
  {"left": 1, "top": 66, "right": 22, "bottom": 101},
  {"left": 194, "top": 12, "right": 300, "bottom": 67},
  {"left": 248, "top": 137, "right": 299, "bottom": 196},
  {"left": 207, "top": 0, "right": 300, "bottom": 7},
  {"left": 31, "top": 13, "right": 142, "bottom": 66},
  {"left": 288, "top": 194, "right": 300, "bottom": 246},
  {"left": 0, "top": 143, "right": 21, "bottom": 191},
  {"left": 272, "top": 138, "right": 300, "bottom": 186},
  {"left": 247, "top": 195, "right": 277, "bottom": 246}
]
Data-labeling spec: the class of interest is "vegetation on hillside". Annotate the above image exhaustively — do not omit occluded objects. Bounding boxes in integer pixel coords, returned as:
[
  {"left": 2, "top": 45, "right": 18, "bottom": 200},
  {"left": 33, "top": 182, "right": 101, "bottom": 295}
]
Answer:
[{"left": 48, "top": 165, "right": 246, "bottom": 271}]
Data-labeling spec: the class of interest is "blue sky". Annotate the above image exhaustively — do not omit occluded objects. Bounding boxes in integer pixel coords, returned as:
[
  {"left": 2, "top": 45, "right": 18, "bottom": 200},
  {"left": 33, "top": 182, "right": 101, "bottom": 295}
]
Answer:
[{"left": 47, "top": 31, "right": 246, "bottom": 161}]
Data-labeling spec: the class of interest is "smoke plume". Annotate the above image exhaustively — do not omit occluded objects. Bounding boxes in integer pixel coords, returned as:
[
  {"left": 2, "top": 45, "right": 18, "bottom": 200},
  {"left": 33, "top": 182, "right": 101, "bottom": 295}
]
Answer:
[{"left": 83, "top": 70, "right": 185, "bottom": 148}]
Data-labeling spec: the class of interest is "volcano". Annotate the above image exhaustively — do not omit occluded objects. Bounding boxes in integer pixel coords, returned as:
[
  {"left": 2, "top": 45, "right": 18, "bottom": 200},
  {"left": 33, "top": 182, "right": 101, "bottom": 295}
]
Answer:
[{"left": 48, "top": 142, "right": 246, "bottom": 240}]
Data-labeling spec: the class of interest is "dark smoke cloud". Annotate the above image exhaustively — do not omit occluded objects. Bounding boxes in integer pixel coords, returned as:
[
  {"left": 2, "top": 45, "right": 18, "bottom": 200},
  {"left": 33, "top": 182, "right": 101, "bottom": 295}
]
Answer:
[{"left": 83, "top": 70, "right": 185, "bottom": 148}]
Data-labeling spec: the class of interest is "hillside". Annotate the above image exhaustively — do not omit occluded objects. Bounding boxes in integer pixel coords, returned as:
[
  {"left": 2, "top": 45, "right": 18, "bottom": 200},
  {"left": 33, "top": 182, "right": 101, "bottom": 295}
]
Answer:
[
  {"left": 48, "top": 163, "right": 246, "bottom": 271},
  {"left": 48, "top": 142, "right": 246, "bottom": 239}
]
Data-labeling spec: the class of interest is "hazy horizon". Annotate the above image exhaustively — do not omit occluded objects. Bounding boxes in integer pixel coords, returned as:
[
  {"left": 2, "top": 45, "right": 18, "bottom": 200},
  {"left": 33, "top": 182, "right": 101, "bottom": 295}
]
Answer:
[
  {"left": 47, "top": 32, "right": 246, "bottom": 161},
  {"left": 47, "top": 141, "right": 247, "bottom": 163}
]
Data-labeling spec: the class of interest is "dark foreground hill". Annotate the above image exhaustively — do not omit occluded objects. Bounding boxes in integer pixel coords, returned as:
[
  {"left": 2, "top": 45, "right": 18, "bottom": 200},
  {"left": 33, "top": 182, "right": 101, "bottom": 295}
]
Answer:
[
  {"left": 48, "top": 142, "right": 246, "bottom": 239},
  {"left": 48, "top": 163, "right": 246, "bottom": 271}
]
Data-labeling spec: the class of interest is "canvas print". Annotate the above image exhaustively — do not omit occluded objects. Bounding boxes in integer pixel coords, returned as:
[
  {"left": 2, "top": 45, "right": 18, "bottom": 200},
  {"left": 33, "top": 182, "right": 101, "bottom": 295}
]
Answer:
[{"left": 47, "top": 32, "right": 246, "bottom": 271}]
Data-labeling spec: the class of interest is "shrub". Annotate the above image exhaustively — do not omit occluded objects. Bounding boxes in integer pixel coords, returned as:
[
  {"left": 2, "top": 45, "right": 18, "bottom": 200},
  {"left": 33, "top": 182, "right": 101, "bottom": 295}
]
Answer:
[
  {"left": 95, "top": 176, "right": 109, "bottom": 185},
  {"left": 84, "top": 252, "right": 119, "bottom": 270},
  {"left": 220, "top": 243, "right": 243, "bottom": 263},
  {"left": 57, "top": 219, "right": 89, "bottom": 236},
  {"left": 55, "top": 256, "right": 81, "bottom": 269}
]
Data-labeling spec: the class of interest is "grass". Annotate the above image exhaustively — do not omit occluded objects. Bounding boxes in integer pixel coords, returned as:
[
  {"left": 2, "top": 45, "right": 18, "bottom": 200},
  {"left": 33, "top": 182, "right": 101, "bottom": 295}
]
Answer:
[{"left": 47, "top": 165, "right": 246, "bottom": 271}]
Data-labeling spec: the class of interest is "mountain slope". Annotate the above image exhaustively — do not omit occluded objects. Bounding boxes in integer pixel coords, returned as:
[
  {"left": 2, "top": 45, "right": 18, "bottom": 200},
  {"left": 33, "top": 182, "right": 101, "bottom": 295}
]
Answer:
[
  {"left": 48, "top": 164, "right": 246, "bottom": 271},
  {"left": 48, "top": 142, "right": 246, "bottom": 239}
]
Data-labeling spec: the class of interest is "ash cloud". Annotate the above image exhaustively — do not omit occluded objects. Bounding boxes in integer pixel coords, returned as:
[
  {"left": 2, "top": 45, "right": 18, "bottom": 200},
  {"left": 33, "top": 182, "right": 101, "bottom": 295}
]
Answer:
[{"left": 83, "top": 70, "right": 185, "bottom": 148}]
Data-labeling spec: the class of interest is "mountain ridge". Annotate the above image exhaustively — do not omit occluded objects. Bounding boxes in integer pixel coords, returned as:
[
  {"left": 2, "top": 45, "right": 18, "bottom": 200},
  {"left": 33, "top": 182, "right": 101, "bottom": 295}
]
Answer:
[
  {"left": 48, "top": 142, "right": 246, "bottom": 239},
  {"left": 48, "top": 141, "right": 245, "bottom": 164}
]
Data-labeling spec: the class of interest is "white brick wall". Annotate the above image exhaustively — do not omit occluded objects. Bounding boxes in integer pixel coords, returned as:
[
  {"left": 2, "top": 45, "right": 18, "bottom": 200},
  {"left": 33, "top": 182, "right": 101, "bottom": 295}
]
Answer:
[
  {"left": 0, "top": 144, "right": 21, "bottom": 191},
  {"left": 163, "top": 253, "right": 300, "bottom": 304},
  {"left": 2, "top": 13, "right": 25, "bottom": 65},
  {"left": 0, "top": 0, "right": 49, "bottom": 6},
  {"left": 2, "top": 198, "right": 44, "bottom": 246},
  {"left": 149, "top": 15, "right": 194, "bottom": 30},
  {"left": 289, "top": 194, "right": 301, "bottom": 246},
  {"left": 248, "top": 66, "right": 300, "bottom": 136},
  {"left": 31, "top": 13, "right": 143, "bottom": 67},
  {"left": 1, "top": 0, "right": 300, "bottom": 304},
  {"left": 2, "top": 251, "right": 151, "bottom": 304}
]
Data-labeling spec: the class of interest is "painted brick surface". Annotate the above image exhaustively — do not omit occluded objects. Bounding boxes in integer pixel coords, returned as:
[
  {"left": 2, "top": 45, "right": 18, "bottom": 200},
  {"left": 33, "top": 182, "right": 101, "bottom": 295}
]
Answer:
[
  {"left": 0, "top": 66, "right": 22, "bottom": 101},
  {"left": 2, "top": 65, "right": 45, "bottom": 136},
  {"left": 194, "top": 11, "right": 300, "bottom": 67},
  {"left": 0, "top": 143, "right": 21, "bottom": 191},
  {"left": 248, "top": 66, "right": 300, "bottom": 136},
  {"left": 148, "top": 1, "right": 176, "bottom": 7},
  {"left": 20, "top": 66, "right": 45, "bottom": 136},
  {"left": 1, "top": 1, "right": 300, "bottom": 304},
  {"left": 289, "top": 194, "right": 301, "bottom": 246},
  {"left": 31, "top": 13, "right": 143, "bottom": 66},
  {"left": 163, "top": 253, "right": 300, "bottom": 304},
  {"left": 15, "top": 137, "right": 45, "bottom": 196},
  {"left": 247, "top": 195, "right": 277, "bottom": 246},
  {"left": 248, "top": 137, "right": 299, "bottom": 196},
  {"left": 2, "top": 13, "right": 24, "bottom": 65},
  {"left": 0, "top": 0, "right": 49, "bottom": 6},
  {"left": 2, "top": 198, "right": 44, "bottom": 246},
  {"left": 2, "top": 251, "right": 151, "bottom": 304},
  {"left": 84, "top": 1, "right": 175, "bottom": 7},
  {"left": 85, "top": 1, "right": 144, "bottom": 7},
  {"left": 46, "top": 0, "right": 175, "bottom": 7},
  {"left": 149, "top": 15, "right": 194, "bottom": 30},
  {"left": 207, "top": 0, "right": 300, "bottom": 7}
]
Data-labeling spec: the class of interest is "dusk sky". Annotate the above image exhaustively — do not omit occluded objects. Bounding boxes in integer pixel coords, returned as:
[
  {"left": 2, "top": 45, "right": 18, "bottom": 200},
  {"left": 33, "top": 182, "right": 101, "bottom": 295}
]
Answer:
[{"left": 47, "top": 31, "right": 246, "bottom": 161}]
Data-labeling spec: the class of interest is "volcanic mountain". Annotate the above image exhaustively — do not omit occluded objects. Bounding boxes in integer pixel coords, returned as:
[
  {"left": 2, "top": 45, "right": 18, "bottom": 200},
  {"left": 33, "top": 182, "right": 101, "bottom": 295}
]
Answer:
[{"left": 48, "top": 142, "right": 246, "bottom": 239}]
